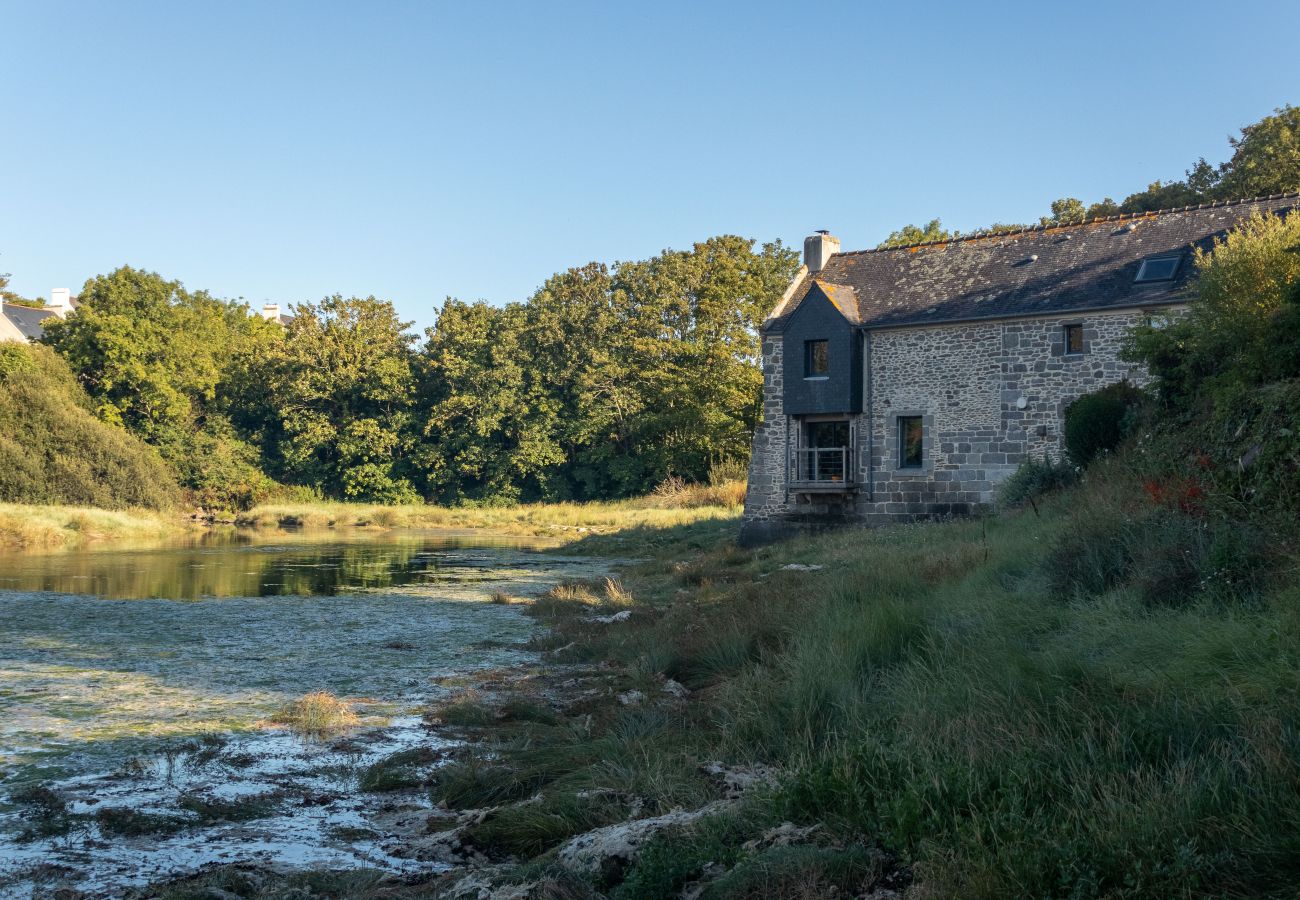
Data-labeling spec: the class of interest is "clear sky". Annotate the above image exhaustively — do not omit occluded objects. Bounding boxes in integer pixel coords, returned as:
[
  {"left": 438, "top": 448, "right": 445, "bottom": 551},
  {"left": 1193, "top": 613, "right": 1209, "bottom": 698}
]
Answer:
[{"left": 3, "top": 0, "right": 1298, "bottom": 331}]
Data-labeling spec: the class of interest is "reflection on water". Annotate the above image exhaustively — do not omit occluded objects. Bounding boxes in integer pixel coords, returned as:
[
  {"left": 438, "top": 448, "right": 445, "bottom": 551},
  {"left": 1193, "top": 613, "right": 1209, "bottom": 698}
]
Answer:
[
  {"left": 0, "top": 529, "right": 611, "bottom": 771},
  {"left": 0, "top": 527, "right": 557, "bottom": 600}
]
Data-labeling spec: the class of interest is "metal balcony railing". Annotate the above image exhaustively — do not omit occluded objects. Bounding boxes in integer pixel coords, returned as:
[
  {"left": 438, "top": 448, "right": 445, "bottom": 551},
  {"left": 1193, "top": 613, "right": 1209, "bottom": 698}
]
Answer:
[{"left": 795, "top": 447, "right": 852, "bottom": 484}]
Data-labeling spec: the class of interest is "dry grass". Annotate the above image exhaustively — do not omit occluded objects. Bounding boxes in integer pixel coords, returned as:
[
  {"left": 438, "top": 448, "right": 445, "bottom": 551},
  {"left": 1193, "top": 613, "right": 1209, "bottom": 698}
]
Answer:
[
  {"left": 646, "top": 477, "right": 747, "bottom": 509},
  {"left": 268, "top": 691, "right": 359, "bottom": 736},
  {"left": 0, "top": 502, "right": 185, "bottom": 550},
  {"left": 0, "top": 488, "right": 741, "bottom": 554},
  {"left": 236, "top": 495, "right": 741, "bottom": 535}
]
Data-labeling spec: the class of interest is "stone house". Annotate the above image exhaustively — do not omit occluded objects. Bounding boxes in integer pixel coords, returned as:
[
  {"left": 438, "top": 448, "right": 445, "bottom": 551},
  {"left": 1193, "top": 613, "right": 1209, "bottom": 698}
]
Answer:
[{"left": 741, "top": 193, "right": 1299, "bottom": 544}]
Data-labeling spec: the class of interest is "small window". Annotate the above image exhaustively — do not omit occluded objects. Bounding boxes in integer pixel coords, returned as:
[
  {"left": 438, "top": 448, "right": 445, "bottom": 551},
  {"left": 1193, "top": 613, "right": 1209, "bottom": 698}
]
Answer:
[
  {"left": 1064, "top": 323, "right": 1085, "bottom": 355},
  {"left": 898, "top": 416, "right": 923, "bottom": 469},
  {"left": 805, "top": 339, "right": 829, "bottom": 377},
  {"left": 1134, "top": 255, "right": 1181, "bottom": 283}
]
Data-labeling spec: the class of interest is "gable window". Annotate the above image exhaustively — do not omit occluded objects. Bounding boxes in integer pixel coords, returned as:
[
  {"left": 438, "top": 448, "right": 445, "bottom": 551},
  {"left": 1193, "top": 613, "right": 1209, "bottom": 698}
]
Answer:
[
  {"left": 805, "top": 339, "right": 829, "bottom": 377},
  {"left": 1134, "top": 255, "right": 1182, "bottom": 283},
  {"left": 1063, "top": 323, "right": 1085, "bottom": 355},
  {"left": 898, "top": 415, "right": 923, "bottom": 469}
]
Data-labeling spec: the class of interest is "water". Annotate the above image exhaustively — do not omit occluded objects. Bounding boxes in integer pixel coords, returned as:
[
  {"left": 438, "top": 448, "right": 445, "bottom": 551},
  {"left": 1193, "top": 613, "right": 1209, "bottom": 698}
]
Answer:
[{"left": 0, "top": 528, "right": 613, "bottom": 896}]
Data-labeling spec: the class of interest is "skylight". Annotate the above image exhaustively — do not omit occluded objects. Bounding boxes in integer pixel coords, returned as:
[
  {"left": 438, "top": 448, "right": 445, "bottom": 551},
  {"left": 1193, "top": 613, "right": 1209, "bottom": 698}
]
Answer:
[{"left": 1134, "top": 255, "right": 1182, "bottom": 283}]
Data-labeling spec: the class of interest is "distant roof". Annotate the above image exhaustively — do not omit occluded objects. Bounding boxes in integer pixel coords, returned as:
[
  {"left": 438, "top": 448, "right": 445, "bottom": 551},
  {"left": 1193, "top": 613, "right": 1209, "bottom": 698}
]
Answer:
[
  {"left": 1, "top": 303, "right": 61, "bottom": 340},
  {"left": 767, "top": 193, "right": 1300, "bottom": 330}
]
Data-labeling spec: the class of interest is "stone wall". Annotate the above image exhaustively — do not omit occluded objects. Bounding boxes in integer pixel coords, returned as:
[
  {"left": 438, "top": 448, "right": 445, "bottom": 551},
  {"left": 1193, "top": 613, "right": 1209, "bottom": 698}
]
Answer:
[
  {"left": 741, "top": 336, "right": 788, "bottom": 535},
  {"left": 743, "top": 307, "right": 1177, "bottom": 538}
]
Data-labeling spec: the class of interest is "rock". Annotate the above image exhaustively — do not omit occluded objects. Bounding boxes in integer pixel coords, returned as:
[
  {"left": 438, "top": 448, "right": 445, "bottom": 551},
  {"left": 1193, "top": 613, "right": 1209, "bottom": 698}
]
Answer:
[
  {"left": 617, "top": 690, "right": 645, "bottom": 706},
  {"left": 661, "top": 678, "right": 689, "bottom": 699},
  {"left": 586, "top": 610, "right": 632, "bottom": 624},
  {"left": 701, "top": 761, "right": 778, "bottom": 799},
  {"left": 741, "top": 821, "right": 821, "bottom": 852},
  {"left": 556, "top": 801, "right": 733, "bottom": 878},
  {"left": 1239, "top": 443, "right": 1262, "bottom": 471},
  {"left": 203, "top": 891, "right": 245, "bottom": 900},
  {"left": 779, "top": 563, "right": 824, "bottom": 571}
]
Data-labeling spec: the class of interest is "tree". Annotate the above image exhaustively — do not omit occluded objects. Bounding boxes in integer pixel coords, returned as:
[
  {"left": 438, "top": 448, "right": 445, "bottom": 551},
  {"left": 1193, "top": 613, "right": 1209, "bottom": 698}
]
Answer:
[
  {"left": 415, "top": 236, "right": 799, "bottom": 504},
  {"left": 878, "top": 219, "right": 956, "bottom": 248},
  {"left": 1125, "top": 210, "right": 1300, "bottom": 405},
  {"left": 1119, "top": 180, "right": 1204, "bottom": 214},
  {"left": 40, "top": 266, "right": 279, "bottom": 508},
  {"left": 613, "top": 236, "right": 799, "bottom": 488},
  {"left": 416, "top": 299, "right": 560, "bottom": 504},
  {"left": 260, "top": 295, "right": 419, "bottom": 503},
  {"left": 1042, "top": 198, "right": 1087, "bottom": 226},
  {"left": 1214, "top": 104, "right": 1300, "bottom": 200}
]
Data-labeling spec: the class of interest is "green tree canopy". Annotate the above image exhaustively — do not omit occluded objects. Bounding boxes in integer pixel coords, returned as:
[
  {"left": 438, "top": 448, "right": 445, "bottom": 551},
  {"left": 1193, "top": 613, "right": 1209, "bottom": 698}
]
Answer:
[
  {"left": 258, "top": 295, "right": 419, "bottom": 503},
  {"left": 39, "top": 266, "right": 280, "bottom": 509},
  {"left": 877, "top": 219, "right": 956, "bottom": 248},
  {"left": 1125, "top": 209, "right": 1300, "bottom": 405}
]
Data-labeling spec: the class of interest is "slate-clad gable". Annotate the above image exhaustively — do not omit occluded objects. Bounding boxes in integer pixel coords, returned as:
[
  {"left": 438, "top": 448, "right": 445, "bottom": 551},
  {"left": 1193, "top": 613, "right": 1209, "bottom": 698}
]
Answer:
[
  {"left": 781, "top": 283, "right": 862, "bottom": 415},
  {"left": 767, "top": 194, "right": 1298, "bottom": 331}
]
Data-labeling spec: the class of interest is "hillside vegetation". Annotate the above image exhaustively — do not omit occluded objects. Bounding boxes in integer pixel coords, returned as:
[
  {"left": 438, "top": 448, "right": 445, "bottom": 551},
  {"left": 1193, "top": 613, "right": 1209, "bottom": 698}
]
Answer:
[{"left": 0, "top": 344, "right": 179, "bottom": 510}]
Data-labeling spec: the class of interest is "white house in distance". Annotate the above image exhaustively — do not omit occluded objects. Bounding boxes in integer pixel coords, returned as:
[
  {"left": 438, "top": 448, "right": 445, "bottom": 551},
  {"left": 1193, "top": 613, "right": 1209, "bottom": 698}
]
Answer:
[{"left": 0, "top": 288, "right": 76, "bottom": 343}]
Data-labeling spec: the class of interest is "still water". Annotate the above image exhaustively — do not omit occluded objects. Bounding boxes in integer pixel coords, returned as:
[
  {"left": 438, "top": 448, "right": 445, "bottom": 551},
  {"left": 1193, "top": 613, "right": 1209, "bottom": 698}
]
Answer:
[{"left": 0, "top": 528, "right": 612, "bottom": 895}]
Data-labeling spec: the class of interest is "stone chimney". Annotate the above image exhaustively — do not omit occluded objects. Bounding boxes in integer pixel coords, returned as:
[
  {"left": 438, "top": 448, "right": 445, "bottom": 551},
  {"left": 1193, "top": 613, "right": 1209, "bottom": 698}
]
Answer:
[
  {"left": 803, "top": 230, "right": 841, "bottom": 274},
  {"left": 49, "top": 288, "right": 73, "bottom": 318},
  {"left": 260, "top": 303, "right": 281, "bottom": 322}
]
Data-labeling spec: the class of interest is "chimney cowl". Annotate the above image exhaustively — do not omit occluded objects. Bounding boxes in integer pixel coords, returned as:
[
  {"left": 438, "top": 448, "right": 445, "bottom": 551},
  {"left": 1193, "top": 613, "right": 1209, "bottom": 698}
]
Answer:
[{"left": 803, "top": 231, "right": 841, "bottom": 274}]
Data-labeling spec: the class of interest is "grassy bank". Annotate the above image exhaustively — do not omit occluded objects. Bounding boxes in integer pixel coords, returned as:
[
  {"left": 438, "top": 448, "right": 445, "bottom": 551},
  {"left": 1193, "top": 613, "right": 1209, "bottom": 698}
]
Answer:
[
  {"left": 0, "top": 483, "right": 744, "bottom": 552},
  {"left": 315, "top": 462, "right": 1299, "bottom": 899},
  {"left": 0, "top": 503, "right": 186, "bottom": 550},
  {"left": 235, "top": 488, "right": 743, "bottom": 537}
]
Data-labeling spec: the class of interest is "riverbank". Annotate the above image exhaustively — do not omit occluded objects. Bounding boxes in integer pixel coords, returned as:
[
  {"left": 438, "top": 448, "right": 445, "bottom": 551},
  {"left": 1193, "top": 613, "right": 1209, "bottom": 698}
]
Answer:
[
  {"left": 145, "top": 470, "right": 1300, "bottom": 898},
  {"left": 0, "top": 488, "right": 744, "bottom": 552},
  {"left": 0, "top": 503, "right": 189, "bottom": 550}
]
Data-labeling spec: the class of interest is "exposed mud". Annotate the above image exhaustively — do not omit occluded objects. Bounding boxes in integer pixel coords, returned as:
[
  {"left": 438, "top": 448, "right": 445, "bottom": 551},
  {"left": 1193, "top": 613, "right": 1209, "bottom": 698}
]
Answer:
[{"left": 0, "top": 530, "right": 618, "bottom": 897}]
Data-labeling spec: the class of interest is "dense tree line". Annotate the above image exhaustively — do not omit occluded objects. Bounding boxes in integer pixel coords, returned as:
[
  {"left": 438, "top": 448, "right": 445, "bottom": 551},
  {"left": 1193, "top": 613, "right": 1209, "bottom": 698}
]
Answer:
[
  {"left": 881, "top": 105, "right": 1300, "bottom": 247},
  {"left": 39, "top": 237, "right": 797, "bottom": 510}
]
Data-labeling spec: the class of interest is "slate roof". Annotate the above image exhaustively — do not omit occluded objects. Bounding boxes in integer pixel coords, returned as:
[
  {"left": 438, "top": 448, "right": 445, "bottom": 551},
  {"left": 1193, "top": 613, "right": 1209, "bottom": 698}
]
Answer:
[
  {"left": 1, "top": 303, "right": 61, "bottom": 340},
  {"left": 767, "top": 193, "right": 1300, "bottom": 331}
]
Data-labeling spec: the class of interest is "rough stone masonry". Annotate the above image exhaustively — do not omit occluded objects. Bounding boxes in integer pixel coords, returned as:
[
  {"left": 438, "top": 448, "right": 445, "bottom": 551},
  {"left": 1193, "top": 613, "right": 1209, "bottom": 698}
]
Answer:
[{"left": 740, "top": 193, "right": 1300, "bottom": 545}]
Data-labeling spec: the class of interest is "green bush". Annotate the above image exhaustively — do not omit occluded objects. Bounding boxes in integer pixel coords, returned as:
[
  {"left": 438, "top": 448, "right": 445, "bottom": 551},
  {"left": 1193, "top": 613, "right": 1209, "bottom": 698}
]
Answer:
[
  {"left": 1063, "top": 382, "right": 1142, "bottom": 467},
  {"left": 0, "top": 344, "right": 180, "bottom": 509},
  {"left": 997, "top": 456, "right": 1077, "bottom": 509}
]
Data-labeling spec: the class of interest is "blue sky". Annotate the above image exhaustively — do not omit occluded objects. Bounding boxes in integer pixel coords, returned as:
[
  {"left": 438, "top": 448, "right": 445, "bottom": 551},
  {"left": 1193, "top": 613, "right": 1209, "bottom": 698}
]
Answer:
[{"left": 2, "top": 1, "right": 1297, "bottom": 331}]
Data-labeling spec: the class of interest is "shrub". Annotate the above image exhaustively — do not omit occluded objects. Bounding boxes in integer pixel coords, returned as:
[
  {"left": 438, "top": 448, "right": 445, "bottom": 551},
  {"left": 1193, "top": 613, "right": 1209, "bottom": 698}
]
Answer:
[
  {"left": 268, "top": 691, "right": 359, "bottom": 736},
  {"left": 0, "top": 344, "right": 181, "bottom": 509},
  {"left": 997, "top": 456, "right": 1077, "bottom": 509},
  {"left": 1063, "top": 382, "right": 1142, "bottom": 467},
  {"left": 1124, "top": 209, "right": 1300, "bottom": 406},
  {"left": 357, "top": 747, "right": 440, "bottom": 792}
]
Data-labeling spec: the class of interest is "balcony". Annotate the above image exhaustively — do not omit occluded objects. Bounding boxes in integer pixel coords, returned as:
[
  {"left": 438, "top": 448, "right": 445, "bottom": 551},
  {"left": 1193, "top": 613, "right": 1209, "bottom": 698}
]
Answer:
[{"left": 792, "top": 447, "right": 855, "bottom": 491}]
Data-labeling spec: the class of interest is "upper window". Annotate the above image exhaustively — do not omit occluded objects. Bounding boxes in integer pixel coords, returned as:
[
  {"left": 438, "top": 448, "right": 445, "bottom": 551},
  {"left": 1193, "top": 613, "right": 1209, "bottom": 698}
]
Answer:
[
  {"left": 1134, "top": 255, "right": 1182, "bottom": 283},
  {"left": 1064, "top": 323, "right": 1085, "bottom": 355},
  {"left": 805, "top": 339, "right": 829, "bottom": 377},
  {"left": 898, "top": 415, "right": 923, "bottom": 469}
]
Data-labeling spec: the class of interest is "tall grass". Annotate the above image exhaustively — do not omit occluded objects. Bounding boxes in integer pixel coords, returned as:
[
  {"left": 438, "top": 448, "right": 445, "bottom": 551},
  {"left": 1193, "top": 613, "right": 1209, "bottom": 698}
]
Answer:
[
  {"left": 0, "top": 502, "right": 182, "bottom": 550},
  {"left": 499, "top": 468, "right": 1300, "bottom": 897}
]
